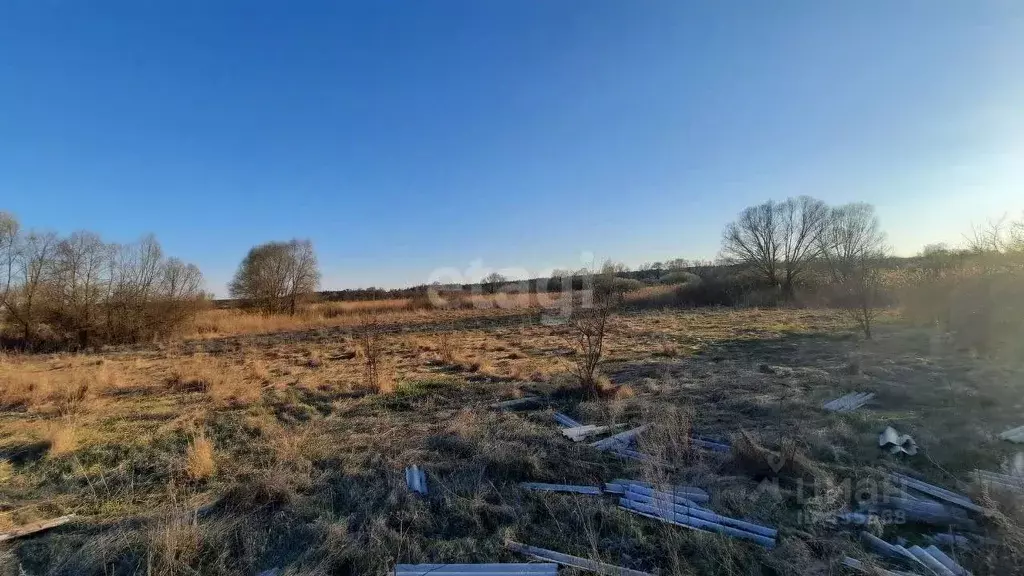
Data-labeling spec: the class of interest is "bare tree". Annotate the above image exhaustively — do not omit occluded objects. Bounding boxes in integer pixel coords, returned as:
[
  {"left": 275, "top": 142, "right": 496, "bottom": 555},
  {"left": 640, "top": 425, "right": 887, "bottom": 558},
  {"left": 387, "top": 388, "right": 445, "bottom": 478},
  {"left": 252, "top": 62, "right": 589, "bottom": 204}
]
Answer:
[
  {"left": 0, "top": 212, "right": 19, "bottom": 308},
  {"left": 818, "top": 203, "right": 888, "bottom": 338},
  {"left": 964, "top": 214, "right": 1024, "bottom": 254},
  {"left": 229, "top": 239, "right": 320, "bottom": 314},
  {"left": 481, "top": 272, "right": 507, "bottom": 295},
  {"left": 0, "top": 215, "right": 203, "bottom": 348},
  {"left": 721, "top": 196, "right": 828, "bottom": 297},
  {"left": 4, "top": 231, "right": 58, "bottom": 342},
  {"left": 50, "top": 231, "right": 109, "bottom": 347}
]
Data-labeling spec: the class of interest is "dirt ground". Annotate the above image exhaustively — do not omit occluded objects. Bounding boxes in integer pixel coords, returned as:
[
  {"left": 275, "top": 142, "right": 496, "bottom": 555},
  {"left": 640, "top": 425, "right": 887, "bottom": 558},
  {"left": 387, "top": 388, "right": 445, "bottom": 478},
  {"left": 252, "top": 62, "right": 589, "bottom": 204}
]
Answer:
[{"left": 1, "top": 307, "right": 1022, "bottom": 575}]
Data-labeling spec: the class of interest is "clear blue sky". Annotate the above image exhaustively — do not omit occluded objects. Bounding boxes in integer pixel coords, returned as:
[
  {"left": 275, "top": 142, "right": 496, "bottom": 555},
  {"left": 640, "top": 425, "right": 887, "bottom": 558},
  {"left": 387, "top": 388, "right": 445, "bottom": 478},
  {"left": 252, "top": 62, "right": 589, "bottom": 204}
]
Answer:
[{"left": 2, "top": 2, "right": 1023, "bottom": 295}]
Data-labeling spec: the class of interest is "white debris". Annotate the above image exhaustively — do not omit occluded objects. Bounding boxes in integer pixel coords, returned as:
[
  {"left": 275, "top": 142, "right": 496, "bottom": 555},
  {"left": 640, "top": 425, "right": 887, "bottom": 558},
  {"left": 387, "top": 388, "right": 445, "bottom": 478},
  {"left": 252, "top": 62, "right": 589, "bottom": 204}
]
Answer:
[
  {"left": 604, "top": 479, "right": 710, "bottom": 503},
  {"left": 824, "top": 392, "right": 876, "bottom": 412},
  {"left": 880, "top": 427, "right": 919, "bottom": 456},
  {"left": 999, "top": 425, "right": 1024, "bottom": 443},
  {"left": 561, "top": 424, "right": 626, "bottom": 442},
  {"left": 591, "top": 425, "right": 648, "bottom": 451},
  {"left": 890, "top": 472, "right": 982, "bottom": 513},
  {"left": 405, "top": 465, "right": 427, "bottom": 495}
]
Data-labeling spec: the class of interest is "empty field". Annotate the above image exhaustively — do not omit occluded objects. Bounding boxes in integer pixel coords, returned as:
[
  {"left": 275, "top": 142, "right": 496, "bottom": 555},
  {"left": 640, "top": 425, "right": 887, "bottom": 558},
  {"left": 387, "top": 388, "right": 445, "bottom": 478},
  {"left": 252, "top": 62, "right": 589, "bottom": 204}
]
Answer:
[{"left": 2, "top": 306, "right": 1022, "bottom": 575}]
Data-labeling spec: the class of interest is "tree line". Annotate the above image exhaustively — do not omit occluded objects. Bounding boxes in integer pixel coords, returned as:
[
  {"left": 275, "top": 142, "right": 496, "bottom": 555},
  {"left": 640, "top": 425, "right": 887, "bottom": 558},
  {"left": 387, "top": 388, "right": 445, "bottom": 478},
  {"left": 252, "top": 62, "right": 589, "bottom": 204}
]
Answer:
[{"left": 0, "top": 212, "right": 205, "bottom": 349}]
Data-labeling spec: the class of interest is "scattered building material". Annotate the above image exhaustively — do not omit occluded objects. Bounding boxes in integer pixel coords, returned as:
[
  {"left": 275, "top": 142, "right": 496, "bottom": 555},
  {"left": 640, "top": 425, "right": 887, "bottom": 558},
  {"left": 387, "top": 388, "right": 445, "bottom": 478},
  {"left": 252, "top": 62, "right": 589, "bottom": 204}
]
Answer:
[
  {"left": 0, "top": 515, "right": 75, "bottom": 542},
  {"left": 880, "top": 427, "right": 919, "bottom": 456},
  {"left": 491, "top": 396, "right": 541, "bottom": 411},
  {"left": 859, "top": 532, "right": 929, "bottom": 572},
  {"left": 619, "top": 497, "right": 775, "bottom": 548},
  {"left": 972, "top": 469, "right": 1024, "bottom": 494},
  {"left": 553, "top": 412, "right": 582, "bottom": 428},
  {"left": 604, "top": 479, "right": 710, "bottom": 503},
  {"left": 519, "top": 482, "right": 602, "bottom": 496},
  {"left": 856, "top": 532, "right": 973, "bottom": 576},
  {"left": 908, "top": 545, "right": 955, "bottom": 576},
  {"left": 622, "top": 483, "right": 710, "bottom": 508},
  {"left": 824, "top": 392, "right": 876, "bottom": 413},
  {"left": 624, "top": 486, "right": 775, "bottom": 538},
  {"left": 860, "top": 531, "right": 905, "bottom": 560},
  {"left": 924, "top": 545, "right": 971, "bottom": 576},
  {"left": 392, "top": 564, "right": 557, "bottom": 575},
  {"left": 562, "top": 424, "right": 626, "bottom": 442},
  {"left": 405, "top": 465, "right": 427, "bottom": 495},
  {"left": 690, "top": 436, "right": 731, "bottom": 453},
  {"left": 505, "top": 541, "right": 654, "bottom": 576},
  {"left": 923, "top": 533, "right": 972, "bottom": 549},
  {"left": 889, "top": 473, "right": 982, "bottom": 513},
  {"left": 999, "top": 425, "right": 1024, "bottom": 444},
  {"left": 591, "top": 425, "right": 648, "bottom": 451}
]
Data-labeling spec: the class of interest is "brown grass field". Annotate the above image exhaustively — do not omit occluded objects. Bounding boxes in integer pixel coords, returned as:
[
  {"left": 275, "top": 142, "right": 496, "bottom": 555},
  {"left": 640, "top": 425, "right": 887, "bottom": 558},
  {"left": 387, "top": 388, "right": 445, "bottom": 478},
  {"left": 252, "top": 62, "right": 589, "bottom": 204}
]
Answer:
[{"left": 2, "top": 302, "right": 1023, "bottom": 575}]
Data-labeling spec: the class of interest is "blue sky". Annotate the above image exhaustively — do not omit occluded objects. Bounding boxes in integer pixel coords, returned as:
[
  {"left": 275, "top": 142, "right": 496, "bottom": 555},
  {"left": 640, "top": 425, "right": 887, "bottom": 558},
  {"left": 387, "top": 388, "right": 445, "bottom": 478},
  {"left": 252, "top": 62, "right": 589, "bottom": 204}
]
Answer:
[{"left": 2, "top": 2, "right": 1023, "bottom": 295}]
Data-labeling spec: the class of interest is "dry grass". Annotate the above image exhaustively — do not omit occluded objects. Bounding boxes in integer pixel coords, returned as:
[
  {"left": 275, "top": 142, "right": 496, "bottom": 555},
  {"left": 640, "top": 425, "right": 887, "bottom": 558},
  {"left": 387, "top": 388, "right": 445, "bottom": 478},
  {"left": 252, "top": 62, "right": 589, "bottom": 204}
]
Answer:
[
  {"left": 185, "top": 432, "right": 216, "bottom": 481},
  {"left": 187, "top": 294, "right": 542, "bottom": 339},
  {"left": 44, "top": 420, "right": 78, "bottom": 457},
  {"left": 1, "top": 304, "right": 1020, "bottom": 575}
]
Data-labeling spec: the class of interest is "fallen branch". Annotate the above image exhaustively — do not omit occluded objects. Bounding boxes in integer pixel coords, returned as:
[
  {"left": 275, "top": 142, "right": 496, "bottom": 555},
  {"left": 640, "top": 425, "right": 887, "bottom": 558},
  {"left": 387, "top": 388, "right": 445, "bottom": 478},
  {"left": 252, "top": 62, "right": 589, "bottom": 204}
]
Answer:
[{"left": 0, "top": 514, "right": 75, "bottom": 542}]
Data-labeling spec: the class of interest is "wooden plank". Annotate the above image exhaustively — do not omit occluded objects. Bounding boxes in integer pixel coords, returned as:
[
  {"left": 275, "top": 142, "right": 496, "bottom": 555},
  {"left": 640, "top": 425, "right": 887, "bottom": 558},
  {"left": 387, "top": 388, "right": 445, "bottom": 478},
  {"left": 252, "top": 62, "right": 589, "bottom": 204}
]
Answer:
[{"left": 0, "top": 515, "right": 75, "bottom": 542}]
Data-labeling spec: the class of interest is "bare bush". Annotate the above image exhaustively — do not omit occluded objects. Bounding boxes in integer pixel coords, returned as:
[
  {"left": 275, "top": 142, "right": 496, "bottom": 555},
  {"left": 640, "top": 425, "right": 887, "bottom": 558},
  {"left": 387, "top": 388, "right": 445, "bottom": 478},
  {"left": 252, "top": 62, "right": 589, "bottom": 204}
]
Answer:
[
  {"left": 965, "top": 214, "right": 1024, "bottom": 255},
  {"left": 356, "top": 316, "right": 389, "bottom": 392},
  {"left": 229, "top": 239, "right": 320, "bottom": 314},
  {"left": 563, "top": 271, "right": 616, "bottom": 397},
  {"left": 436, "top": 329, "right": 457, "bottom": 364}
]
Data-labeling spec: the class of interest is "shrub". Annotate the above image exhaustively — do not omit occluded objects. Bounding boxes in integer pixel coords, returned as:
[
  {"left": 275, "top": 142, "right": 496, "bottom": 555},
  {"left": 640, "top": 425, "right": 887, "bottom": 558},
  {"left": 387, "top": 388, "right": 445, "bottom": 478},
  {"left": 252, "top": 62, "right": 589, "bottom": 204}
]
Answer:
[
  {"left": 673, "top": 271, "right": 769, "bottom": 307},
  {"left": 660, "top": 270, "right": 699, "bottom": 285},
  {"left": 900, "top": 265, "right": 1024, "bottom": 357},
  {"left": 563, "top": 280, "right": 616, "bottom": 397}
]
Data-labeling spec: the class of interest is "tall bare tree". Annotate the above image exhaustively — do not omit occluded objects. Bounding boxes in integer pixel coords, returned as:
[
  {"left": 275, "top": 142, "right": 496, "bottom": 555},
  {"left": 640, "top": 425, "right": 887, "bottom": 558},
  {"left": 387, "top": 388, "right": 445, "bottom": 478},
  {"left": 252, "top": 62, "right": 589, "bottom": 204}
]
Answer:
[
  {"left": 0, "top": 212, "right": 18, "bottom": 308},
  {"left": 721, "top": 196, "right": 828, "bottom": 297},
  {"left": 818, "top": 203, "right": 888, "bottom": 338},
  {"left": 51, "top": 231, "right": 109, "bottom": 346},
  {"left": 4, "top": 231, "right": 58, "bottom": 341},
  {"left": 229, "top": 239, "right": 320, "bottom": 314}
]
